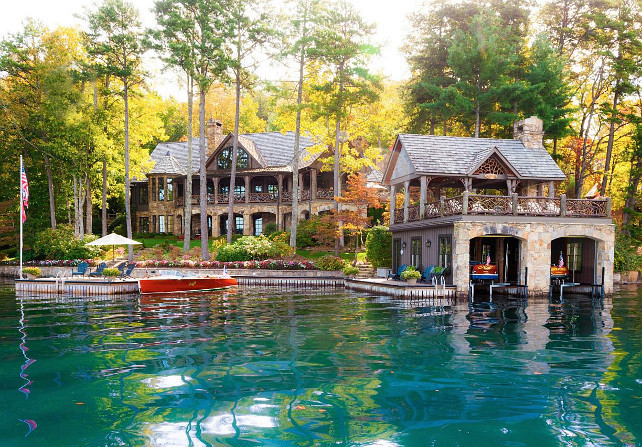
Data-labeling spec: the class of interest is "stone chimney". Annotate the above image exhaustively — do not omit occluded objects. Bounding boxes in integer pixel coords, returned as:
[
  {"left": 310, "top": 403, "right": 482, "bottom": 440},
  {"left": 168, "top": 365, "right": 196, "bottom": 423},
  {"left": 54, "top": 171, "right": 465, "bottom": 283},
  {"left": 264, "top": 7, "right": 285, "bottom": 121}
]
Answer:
[
  {"left": 206, "top": 118, "right": 224, "bottom": 156},
  {"left": 514, "top": 116, "right": 544, "bottom": 149}
]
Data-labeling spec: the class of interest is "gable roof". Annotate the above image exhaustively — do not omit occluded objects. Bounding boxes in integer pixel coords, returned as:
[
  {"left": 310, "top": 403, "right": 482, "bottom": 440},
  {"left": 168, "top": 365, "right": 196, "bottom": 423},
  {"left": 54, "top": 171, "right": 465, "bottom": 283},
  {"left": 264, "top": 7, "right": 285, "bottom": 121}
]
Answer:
[
  {"left": 149, "top": 152, "right": 186, "bottom": 175},
  {"left": 152, "top": 141, "right": 202, "bottom": 174},
  {"left": 385, "top": 134, "right": 565, "bottom": 183}
]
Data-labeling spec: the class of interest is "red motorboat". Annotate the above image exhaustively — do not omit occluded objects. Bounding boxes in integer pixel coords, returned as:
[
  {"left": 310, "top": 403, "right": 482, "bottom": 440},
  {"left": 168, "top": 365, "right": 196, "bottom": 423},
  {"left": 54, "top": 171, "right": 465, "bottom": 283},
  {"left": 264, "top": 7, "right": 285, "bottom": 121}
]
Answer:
[{"left": 138, "top": 272, "right": 237, "bottom": 294}]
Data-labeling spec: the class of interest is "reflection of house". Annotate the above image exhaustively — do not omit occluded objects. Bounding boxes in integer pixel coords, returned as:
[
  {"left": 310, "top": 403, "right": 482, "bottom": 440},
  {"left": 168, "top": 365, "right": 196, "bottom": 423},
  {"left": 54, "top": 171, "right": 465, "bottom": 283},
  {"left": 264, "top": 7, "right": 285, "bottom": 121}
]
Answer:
[
  {"left": 382, "top": 116, "right": 615, "bottom": 295},
  {"left": 132, "top": 119, "right": 339, "bottom": 238}
]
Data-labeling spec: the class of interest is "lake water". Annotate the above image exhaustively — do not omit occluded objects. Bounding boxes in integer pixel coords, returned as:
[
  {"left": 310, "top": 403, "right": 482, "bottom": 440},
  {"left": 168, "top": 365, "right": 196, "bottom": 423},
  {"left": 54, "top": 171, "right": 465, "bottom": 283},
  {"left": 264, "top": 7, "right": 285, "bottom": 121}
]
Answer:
[{"left": 1, "top": 283, "right": 641, "bottom": 446}]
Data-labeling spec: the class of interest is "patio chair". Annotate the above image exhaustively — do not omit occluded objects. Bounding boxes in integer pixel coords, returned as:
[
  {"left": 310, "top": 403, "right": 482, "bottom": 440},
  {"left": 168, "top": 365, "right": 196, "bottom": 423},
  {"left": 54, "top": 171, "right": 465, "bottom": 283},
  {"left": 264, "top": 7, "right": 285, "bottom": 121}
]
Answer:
[
  {"left": 71, "top": 261, "right": 89, "bottom": 277},
  {"left": 119, "top": 263, "right": 136, "bottom": 279},
  {"left": 387, "top": 264, "right": 407, "bottom": 281},
  {"left": 420, "top": 265, "right": 435, "bottom": 283},
  {"left": 431, "top": 266, "right": 447, "bottom": 283},
  {"left": 89, "top": 262, "right": 107, "bottom": 277}
]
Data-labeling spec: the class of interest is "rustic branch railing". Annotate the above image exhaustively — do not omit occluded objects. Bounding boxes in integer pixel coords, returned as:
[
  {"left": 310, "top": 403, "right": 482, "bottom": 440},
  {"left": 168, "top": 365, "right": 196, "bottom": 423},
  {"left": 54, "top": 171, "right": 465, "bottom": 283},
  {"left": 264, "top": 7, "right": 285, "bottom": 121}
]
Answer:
[
  {"left": 408, "top": 205, "right": 420, "bottom": 221},
  {"left": 393, "top": 194, "right": 611, "bottom": 224},
  {"left": 316, "top": 188, "right": 334, "bottom": 199},
  {"left": 301, "top": 190, "right": 311, "bottom": 201},
  {"left": 216, "top": 193, "right": 244, "bottom": 203},
  {"left": 249, "top": 192, "right": 278, "bottom": 203}
]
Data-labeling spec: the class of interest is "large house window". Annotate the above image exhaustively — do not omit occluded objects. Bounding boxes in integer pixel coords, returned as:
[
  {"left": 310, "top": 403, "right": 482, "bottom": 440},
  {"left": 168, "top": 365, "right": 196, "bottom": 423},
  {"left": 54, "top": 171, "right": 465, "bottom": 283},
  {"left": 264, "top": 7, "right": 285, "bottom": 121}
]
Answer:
[
  {"left": 151, "top": 178, "right": 156, "bottom": 202},
  {"left": 235, "top": 216, "right": 244, "bottom": 234},
  {"left": 166, "top": 178, "right": 173, "bottom": 201},
  {"left": 217, "top": 147, "right": 249, "bottom": 169},
  {"left": 254, "top": 217, "right": 263, "bottom": 236},
  {"left": 167, "top": 216, "right": 174, "bottom": 233},
  {"left": 254, "top": 184, "right": 263, "bottom": 193},
  {"left": 152, "top": 215, "right": 157, "bottom": 233},
  {"left": 158, "top": 177, "right": 165, "bottom": 201},
  {"left": 234, "top": 184, "right": 245, "bottom": 196},
  {"left": 159, "top": 215, "right": 166, "bottom": 233},
  {"left": 139, "top": 185, "right": 148, "bottom": 205},
  {"left": 438, "top": 235, "right": 452, "bottom": 270},
  {"left": 411, "top": 237, "right": 422, "bottom": 268},
  {"left": 268, "top": 184, "right": 279, "bottom": 197},
  {"left": 139, "top": 217, "right": 149, "bottom": 233}
]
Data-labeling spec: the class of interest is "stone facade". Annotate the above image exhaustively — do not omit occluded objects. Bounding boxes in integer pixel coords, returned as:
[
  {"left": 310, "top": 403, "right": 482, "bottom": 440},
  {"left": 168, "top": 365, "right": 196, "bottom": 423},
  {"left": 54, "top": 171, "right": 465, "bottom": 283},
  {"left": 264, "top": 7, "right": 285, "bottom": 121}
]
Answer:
[{"left": 451, "top": 218, "right": 615, "bottom": 295}]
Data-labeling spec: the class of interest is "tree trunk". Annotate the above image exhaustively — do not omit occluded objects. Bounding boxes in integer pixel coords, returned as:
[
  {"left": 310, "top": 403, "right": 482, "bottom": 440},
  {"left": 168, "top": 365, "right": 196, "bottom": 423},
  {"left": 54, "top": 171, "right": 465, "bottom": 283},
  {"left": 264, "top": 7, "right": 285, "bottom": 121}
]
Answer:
[
  {"left": 44, "top": 153, "right": 56, "bottom": 229},
  {"left": 199, "top": 87, "right": 209, "bottom": 260},
  {"left": 102, "top": 158, "right": 107, "bottom": 236},
  {"left": 333, "top": 63, "right": 345, "bottom": 257},
  {"left": 86, "top": 174, "right": 92, "bottom": 235},
  {"left": 73, "top": 175, "right": 79, "bottom": 237},
  {"left": 600, "top": 89, "right": 619, "bottom": 197},
  {"left": 184, "top": 77, "right": 194, "bottom": 252},
  {"left": 124, "top": 80, "right": 133, "bottom": 261},
  {"left": 474, "top": 102, "right": 480, "bottom": 138},
  {"left": 290, "top": 38, "right": 307, "bottom": 250},
  {"left": 228, "top": 41, "right": 242, "bottom": 244},
  {"left": 79, "top": 174, "right": 85, "bottom": 239}
]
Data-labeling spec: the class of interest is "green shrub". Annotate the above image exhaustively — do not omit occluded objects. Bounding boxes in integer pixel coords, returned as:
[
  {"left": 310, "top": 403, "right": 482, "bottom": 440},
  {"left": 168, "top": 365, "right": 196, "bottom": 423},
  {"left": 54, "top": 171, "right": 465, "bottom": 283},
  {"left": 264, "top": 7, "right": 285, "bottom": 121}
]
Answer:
[
  {"left": 614, "top": 234, "right": 642, "bottom": 272},
  {"left": 342, "top": 265, "right": 359, "bottom": 276},
  {"left": 22, "top": 267, "right": 41, "bottom": 277},
  {"left": 401, "top": 265, "right": 421, "bottom": 280},
  {"left": 102, "top": 268, "right": 121, "bottom": 277},
  {"left": 236, "top": 235, "right": 291, "bottom": 260},
  {"left": 263, "top": 223, "right": 278, "bottom": 236},
  {"left": 365, "top": 226, "right": 392, "bottom": 269},
  {"left": 316, "top": 255, "right": 345, "bottom": 271},
  {"left": 31, "top": 225, "right": 102, "bottom": 260},
  {"left": 296, "top": 216, "right": 321, "bottom": 248},
  {"left": 216, "top": 244, "right": 251, "bottom": 262}
]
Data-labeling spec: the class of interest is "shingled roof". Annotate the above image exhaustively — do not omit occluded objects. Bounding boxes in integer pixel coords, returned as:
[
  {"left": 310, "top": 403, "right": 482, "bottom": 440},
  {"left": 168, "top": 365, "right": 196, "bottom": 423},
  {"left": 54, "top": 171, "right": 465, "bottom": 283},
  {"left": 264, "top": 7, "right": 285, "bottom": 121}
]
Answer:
[
  {"left": 150, "top": 132, "right": 320, "bottom": 175},
  {"left": 388, "top": 134, "right": 565, "bottom": 181},
  {"left": 149, "top": 152, "right": 186, "bottom": 175}
]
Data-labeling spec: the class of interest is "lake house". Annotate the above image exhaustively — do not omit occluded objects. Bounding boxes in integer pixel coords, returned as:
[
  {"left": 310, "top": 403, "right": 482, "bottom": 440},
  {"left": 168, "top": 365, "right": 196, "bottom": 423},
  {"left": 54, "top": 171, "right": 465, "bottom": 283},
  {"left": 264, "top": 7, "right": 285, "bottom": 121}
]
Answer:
[
  {"left": 131, "top": 119, "right": 338, "bottom": 238},
  {"left": 382, "top": 116, "right": 615, "bottom": 295}
]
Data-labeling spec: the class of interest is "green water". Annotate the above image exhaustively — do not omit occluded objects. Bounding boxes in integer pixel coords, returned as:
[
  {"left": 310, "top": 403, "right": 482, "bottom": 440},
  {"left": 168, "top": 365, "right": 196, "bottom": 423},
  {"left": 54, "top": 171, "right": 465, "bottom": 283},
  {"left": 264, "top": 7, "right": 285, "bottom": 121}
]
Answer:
[{"left": 0, "top": 283, "right": 641, "bottom": 446}]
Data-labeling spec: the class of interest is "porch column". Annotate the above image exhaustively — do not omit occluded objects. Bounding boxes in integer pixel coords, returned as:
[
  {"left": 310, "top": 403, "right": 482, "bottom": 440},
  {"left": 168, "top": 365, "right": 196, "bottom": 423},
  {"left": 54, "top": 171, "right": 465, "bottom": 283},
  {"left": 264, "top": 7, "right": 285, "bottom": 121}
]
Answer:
[
  {"left": 244, "top": 175, "right": 250, "bottom": 203},
  {"left": 403, "top": 180, "right": 410, "bottom": 223},
  {"left": 243, "top": 213, "right": 252, "bottom": 236},
  {"left": 213, "top": 177, "right": 219, "bottom": 204},
  {"left": 212, "top": 214, "right": 220, "bottom": 237},
  {"left": 506, "top": 179, "right": 514, "bottom": 194},
  {"left": 277, "top": 174, "right": 283, "bottom": 230},
  {"left": 389, "top": 185, "right": 396, "bottom": 225},
  {"left": 299, "top": 173, "right": 304, "bottom": 201},
  {"left": 548, "top": 181, "right": 555, "bottom": 198},
  {"left": 537, "top": 183, "right": 545, "bottom": 197},
  {"left": 311, "top": 169, "right": 317, "bottom": 200},
  {"left": 420, "top": 176, "right": 427, "bottom": 219}
]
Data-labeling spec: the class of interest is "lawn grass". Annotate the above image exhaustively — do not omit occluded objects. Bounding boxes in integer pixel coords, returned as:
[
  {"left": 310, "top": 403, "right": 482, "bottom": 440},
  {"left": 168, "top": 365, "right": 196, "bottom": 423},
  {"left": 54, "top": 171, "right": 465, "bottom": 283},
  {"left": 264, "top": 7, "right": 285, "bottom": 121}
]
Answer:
[{"left": 138, "top": 237, "right": 213, "bottom": 250}]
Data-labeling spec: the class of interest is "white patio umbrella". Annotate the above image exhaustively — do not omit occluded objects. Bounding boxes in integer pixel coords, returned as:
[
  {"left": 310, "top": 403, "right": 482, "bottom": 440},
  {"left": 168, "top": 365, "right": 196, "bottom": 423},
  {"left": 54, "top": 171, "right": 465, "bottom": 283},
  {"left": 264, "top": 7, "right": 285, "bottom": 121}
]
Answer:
[{"left": 86, "top": 232, "right": 141, "bottom": 261}]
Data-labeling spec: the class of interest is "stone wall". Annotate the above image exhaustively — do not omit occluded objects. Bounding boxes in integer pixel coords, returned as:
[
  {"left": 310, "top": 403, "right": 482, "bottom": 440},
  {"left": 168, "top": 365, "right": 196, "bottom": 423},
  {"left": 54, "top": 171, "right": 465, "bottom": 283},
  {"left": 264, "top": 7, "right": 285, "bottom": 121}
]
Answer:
[{"left": 452, "top": 219, "right": 615, "bottom": 295}]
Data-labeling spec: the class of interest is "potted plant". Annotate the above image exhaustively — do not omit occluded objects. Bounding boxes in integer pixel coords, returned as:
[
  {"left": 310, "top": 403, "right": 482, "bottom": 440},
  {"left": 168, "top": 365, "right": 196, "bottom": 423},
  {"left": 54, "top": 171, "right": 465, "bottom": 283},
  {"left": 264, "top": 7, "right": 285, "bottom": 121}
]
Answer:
[
  {"left": 401, "top": 266, "right": 421, "bottom": 285},
  {"left": 22, "top": 267, "right": 41, "bottom": 280},
  {"left": 102, "top": 268, "right": 121, "bottom": 281},
  {"left": 343, "top": 265, "right": 359, "bottom": 277}
]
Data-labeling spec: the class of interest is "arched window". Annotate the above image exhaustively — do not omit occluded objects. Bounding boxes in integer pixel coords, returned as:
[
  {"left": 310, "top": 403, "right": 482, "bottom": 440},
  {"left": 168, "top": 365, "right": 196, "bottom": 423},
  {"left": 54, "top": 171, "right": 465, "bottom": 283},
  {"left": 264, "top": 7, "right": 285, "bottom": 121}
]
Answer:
[{"left": 217, "top": 147, "right": 249, "bottom": 169}]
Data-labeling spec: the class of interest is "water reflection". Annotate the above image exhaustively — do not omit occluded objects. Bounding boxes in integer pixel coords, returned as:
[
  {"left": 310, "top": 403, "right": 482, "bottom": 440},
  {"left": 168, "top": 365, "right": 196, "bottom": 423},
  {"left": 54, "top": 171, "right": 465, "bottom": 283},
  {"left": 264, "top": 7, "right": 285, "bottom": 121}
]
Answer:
[{"left": 0, "top": 284, "right": 639, "bottom": 445}]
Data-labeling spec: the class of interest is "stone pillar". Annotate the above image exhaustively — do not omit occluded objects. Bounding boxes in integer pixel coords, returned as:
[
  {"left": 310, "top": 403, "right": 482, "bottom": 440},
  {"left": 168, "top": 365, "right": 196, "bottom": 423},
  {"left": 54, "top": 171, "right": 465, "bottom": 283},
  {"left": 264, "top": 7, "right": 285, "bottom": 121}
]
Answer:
[
  {"left": 243, "top": 213, "right": 252, "bottom": 236},
  {"left": 420, "top": 176, "right": 427, "bottom": 219},
  {"left": 244, "top": 176, "right": 250, "bottom": 203},
  {"left": 403, "top": 180, "right": 410, "bottom": 223},
  {"left": 212, "top": 214, "right": 220, "bottom": 237},
  {"left": 452, "top": 222, "right": 471, "bottom": 294},
  {"left": 462, "top": 190, "right": 469, "bottom": 215},
  {"left": 311, "top": 169, "right": 317, "bottom": 200},
  {"left": 560, "top": 194, "right": 567, "bottom": 217},
  {"left": 389, "top": 185, "right": 396, "bottom": 225},
  {"left": 548, "top": 181, "right": 555, "bottom": 198},
  {"left": 213, "top": 177, "right": 219, "bottom": 204},
  {"left": 512, "top": 193, "right": 518, "bottom": 215}
]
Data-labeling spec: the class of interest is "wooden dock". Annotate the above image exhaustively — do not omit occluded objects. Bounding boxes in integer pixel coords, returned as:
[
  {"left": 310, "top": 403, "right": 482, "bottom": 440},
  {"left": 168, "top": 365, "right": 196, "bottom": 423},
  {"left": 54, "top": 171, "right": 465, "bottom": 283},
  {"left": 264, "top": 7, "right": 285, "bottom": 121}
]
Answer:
[
  {"left": 15, "top": 278, "right": 139, "bottom": 296},
  {"left": 345, "top": 278, "right": 457, "bottom": 299},
  {"left": 234, "top": 276, "right": 344, "bottom": 288}
]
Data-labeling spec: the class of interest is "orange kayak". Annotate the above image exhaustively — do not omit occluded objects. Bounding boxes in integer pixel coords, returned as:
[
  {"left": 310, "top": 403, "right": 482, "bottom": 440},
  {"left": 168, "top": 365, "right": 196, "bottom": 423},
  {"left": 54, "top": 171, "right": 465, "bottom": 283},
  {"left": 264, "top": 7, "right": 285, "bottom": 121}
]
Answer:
[{"left": 138, "top": 276, "right": 237, "bottom": 294}]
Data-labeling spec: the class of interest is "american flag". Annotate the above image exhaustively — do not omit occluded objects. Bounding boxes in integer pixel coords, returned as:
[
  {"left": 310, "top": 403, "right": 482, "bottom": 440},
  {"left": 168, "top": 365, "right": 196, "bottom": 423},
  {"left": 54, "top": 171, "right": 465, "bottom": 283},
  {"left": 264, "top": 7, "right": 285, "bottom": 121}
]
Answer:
[
  {"left": 20, "top": 164, "right": 29, "bottom": 223},
  {"left": 558, "top": 251, "right": 564, "bottom": 268}
]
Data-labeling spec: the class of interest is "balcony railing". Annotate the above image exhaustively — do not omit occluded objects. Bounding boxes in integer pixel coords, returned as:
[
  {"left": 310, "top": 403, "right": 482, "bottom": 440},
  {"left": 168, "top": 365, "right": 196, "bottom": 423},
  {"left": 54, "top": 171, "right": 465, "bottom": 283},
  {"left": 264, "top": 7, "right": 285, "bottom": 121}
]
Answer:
[
  {"left": 175, "top": 188, "right": 336, "bottom": 206},
  {"left": 397, "top": 193, "right": 610, "bottom": 223}
]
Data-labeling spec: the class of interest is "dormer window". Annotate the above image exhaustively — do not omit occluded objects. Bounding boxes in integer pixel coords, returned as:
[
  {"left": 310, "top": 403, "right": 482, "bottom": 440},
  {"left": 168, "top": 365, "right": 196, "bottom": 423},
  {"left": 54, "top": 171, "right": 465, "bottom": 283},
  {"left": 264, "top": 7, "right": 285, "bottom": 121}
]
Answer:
[{"left": 217, "top": 147, "right": 249, "bottom": 169}]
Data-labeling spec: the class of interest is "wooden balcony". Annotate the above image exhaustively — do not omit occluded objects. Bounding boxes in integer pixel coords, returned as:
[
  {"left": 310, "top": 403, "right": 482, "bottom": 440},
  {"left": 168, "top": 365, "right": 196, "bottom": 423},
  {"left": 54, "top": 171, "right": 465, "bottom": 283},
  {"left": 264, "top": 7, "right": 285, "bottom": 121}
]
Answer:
[
  {"left": 395, "top": 193, "right": 611, "bottom": 224},
  {"left": 174, "top": 188, "right": 336, "bottom": 207}
]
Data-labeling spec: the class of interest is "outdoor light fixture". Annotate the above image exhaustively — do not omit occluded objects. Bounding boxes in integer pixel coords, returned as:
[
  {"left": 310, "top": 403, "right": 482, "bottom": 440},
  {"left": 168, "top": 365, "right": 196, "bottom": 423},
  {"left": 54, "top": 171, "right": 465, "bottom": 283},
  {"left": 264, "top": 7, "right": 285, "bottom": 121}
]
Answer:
[
  {"left": 425, "top": 239, "right": 432, "bottom": 248},
  {"left": 402, "top": 241, "right": 407, "bottom": 249}
]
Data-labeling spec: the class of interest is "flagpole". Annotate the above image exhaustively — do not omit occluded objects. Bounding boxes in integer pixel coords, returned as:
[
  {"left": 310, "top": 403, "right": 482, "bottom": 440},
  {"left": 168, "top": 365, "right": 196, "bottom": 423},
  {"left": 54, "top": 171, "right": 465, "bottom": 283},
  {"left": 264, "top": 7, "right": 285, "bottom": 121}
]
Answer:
[{"left": 19, "top": 155, "right": 23, "bottom": 280}]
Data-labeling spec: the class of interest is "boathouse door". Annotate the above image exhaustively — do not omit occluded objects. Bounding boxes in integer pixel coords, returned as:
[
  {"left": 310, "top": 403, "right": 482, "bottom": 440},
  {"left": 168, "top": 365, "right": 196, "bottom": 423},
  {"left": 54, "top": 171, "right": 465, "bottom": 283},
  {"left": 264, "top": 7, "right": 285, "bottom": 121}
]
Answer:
[{"left": 392, "top": 238, "right": 401, "bottom": 271}]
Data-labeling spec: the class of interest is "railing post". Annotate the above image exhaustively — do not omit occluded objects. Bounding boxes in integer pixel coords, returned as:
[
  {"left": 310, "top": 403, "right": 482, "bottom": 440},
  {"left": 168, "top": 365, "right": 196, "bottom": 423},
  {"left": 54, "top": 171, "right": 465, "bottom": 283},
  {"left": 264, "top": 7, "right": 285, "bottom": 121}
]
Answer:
[
  {"left": 440, "top": 196, "right": 445, "bottom": 217},
  {"left": 512, "top": 193, "right": 518, "bottom": 215},
  {"left": 403, "top": 180, "right": 410, "bottom": 223},
  {"left": 389, "top": 185, "right": 395, "bottom": 225},
  {"left": 560, "top": 194, "right": 566, "bottom": 217},
  {"left": 462, "top": 190, "right": 468, "bottom": 215},
  {"left": 606, "top": 197, "right": 611, "bottom": 217},
  {"left": 420, "top": 176, "right": 427, "bottom": 219}
]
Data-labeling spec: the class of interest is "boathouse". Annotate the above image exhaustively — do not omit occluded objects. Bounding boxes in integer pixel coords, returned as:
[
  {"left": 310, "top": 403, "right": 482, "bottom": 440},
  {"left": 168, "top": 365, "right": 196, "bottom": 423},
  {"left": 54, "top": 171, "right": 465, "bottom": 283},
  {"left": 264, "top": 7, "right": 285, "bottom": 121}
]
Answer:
[{"left": 382, "top": 116, "right": 615, "bottom": 295}]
